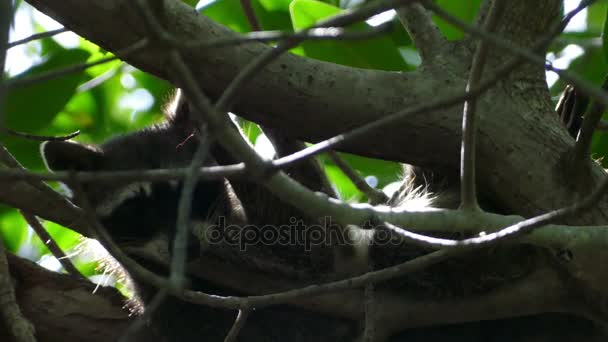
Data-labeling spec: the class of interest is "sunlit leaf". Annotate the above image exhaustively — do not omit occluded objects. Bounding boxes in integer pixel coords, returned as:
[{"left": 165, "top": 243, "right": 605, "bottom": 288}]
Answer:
[
  {"left": 589, "top": 0, "right": 608, "bottom": 33},
  {"left": 201, "top": 0, "right": 253, "bottom": 32},
  {"left": 202, "top": 0, "right": 293, "bottom": 32},
  {"left": 258, "top": 0, "right": 292, "bottom": 11},
  {"left": 289, "top": 0, "right": 409, "bottom": 70},
  {"left": 324, "top": 164, "right": 362, "bottom": 201},
  {"left": 433, "top": 0, "right": 481, "bottom": 40},
  {"left": 0, "top": 208, "right": 27, "bottom": 253},
  {"left": 4, "top": 48, "right": 91, "bottom": 132},
  {"left": 320, "top": 152, "right": 401, "bottom": 189},
  {"left": 239, "top": 119, "right": 263, "bottom": 143}
]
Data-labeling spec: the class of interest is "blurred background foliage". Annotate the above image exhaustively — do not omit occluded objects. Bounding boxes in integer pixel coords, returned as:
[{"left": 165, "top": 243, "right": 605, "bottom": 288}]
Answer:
[{"left": 1, "top": 0, "right": 607, "bottom": 284}]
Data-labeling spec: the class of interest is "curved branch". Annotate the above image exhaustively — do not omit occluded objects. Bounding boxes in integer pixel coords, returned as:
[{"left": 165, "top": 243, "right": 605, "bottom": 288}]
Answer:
[{"left": 396, "top": 2, "right": 445, "bottom": 63}]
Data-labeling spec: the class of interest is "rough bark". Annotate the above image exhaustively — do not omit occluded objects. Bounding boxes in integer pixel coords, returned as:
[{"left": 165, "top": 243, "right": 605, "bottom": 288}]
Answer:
[{"left": 0, "top": 253, "right": 134, "bottom": 342}]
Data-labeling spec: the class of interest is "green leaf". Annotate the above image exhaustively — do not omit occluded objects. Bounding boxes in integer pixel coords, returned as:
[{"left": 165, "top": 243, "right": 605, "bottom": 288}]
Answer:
[
  {"left": 0, "top": 208, "right": 27, "bottom": 253},
  {"left": 552, "top": 47, "right": 608, "bottom": 95},
  {"left": 325, "top": 164, "right": 362, "bottom": 201},
  {"left": 433, "top": 0, "right": 481, "bottom": 40},
  {"left": 35, "top": 221, "right": 81, "bottom": 254},
  {"left": 1, "top": 48, "right": 93, "bottom": 170},
  {"left": 201, "top": 0, "right": 253, "bottom": 32},
  {"left": 182, "top": 0, "right": 199, "bottom": 7},
  {"left": 4, "top": 48, "right": 91, "bottom": 132},
  {"left": 592, "top": 132, "right": 608, "bottom": 168},
  {"left": 589, "top": 0, "right": 608, "bottom": 33},
  {"left": 39, "top": 34, "right": 65, "bottom": 56},
  {"left": 239, "top": 119, "right": 263, "bottom": 143},
  {"left": 254, "top": 0, "right": 294, "bottom": 30},
  {"left": 0, "top": 135, "right": 45, "bottom": 170},
  {"left": 258, "top": 0, "right": 292, "bottom": 11},
  {"left": 132, "top": 70, "right": 173, "bottom": 114},
  {"left": 289, "top": 0, "right": 409, "bottom": 71},
  {"left": 74, "top": 260, "right": 101, "bottom": 278},
  {"left": 321, "top": 152, "right": 402, "bottom": 189},
  {"left": 388, "top": 18, "right": 412, "bottom": 47},
  {"left": 201, "top": 0, "right": 293, "bottom": 32},
  {"left": 290, "top": 0, "right": 337, "bottom": 28}
]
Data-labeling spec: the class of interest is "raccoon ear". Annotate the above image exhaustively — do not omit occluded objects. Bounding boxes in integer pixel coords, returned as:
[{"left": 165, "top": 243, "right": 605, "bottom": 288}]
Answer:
[
  {"left": 164, "top": 89, "right": 193, "bottom": 126},
  {"left": 41, "top": 141, "right": 103, "bottom": 171}
]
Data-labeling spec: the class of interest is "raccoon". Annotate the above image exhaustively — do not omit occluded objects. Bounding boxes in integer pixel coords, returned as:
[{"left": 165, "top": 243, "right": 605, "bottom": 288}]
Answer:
[
  {"left": 41, "top": 91, "right": 360, "bottom": 341},
  {"left": 40, "top": 90, "right": 559, "bottom": 341}
]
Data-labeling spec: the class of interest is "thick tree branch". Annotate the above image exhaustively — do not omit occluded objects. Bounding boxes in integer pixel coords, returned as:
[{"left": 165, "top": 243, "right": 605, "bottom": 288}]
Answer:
[
  {"left": 22, "top": 0, "right": 604, "bottom": 227},
  {"left": 396, "top": 2, "right": 445, "bottom": 64},
  {"left": 0, "top": 254, "right": 133, "bottom": 342},
  {"left": 0, "top": 243, "right": 36, "bottom": 342}
]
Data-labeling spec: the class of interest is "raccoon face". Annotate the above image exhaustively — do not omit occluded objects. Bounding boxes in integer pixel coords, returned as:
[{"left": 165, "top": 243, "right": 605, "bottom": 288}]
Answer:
[{"left": 40, "top": 121, "right": 225, "bottom": 246}]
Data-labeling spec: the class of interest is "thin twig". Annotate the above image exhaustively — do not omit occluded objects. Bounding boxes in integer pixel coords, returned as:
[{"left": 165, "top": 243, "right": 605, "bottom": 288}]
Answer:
[
  {"left": 20, "top": 211, "right": 85, "bottom": 280},
  {"left": 328, "top": 151, "right": 388, "bottom": 204},
  {"left": 0, "top": 164, "right": 245, "bottom": 183},
  {"left": 171, "top": 132, "right": 211, "bottom": 289},
  {"left": 191, "top": 24, "right": 393, "bottom": 48},
  {"left": 125, "top": 4, "right": 394, "bottom": 51},
  {"left": 2, "top": 127, "right": 80, "bottom": 141},
  {"left": 396, "top": 2, "right": 445, "bottom": 63},
  {"left": 224, "top": 308, "right": 251, "bottom": 342},
  {"left": 4, "top": 39, "right": 148, "bottom": 90},
  {"left": 77, "top": 64, "right": 122, "bottom": 92},
  {"left": 459, "top": 0, "right": 504, "bottom": 211},
  {"left": 573, "top": 75, "right": 608, "bottom": 163},
  {"left": 240, "top": 0, "right": 261, "bottom": 31},
  {"left": 384, "top": 170, "right": 608, "bottom": 249},
  {"left": 7, "top": 28, "right": 67, "bottom": 49}
]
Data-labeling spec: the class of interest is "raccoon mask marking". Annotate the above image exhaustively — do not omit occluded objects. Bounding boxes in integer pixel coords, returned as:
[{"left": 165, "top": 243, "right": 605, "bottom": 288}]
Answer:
[{"left": 40, "top": 117, "right": 227, "bottom": 249}]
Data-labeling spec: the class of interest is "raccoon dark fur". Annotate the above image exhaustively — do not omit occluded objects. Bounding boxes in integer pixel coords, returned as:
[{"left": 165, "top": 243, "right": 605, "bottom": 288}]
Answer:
[
  {"left": 41, "top": 92, "right": 359, "bottom": 341},
  {"left": 41, "top": 91, "right": 573, "bottom": 341}
]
